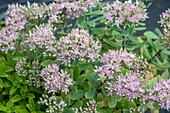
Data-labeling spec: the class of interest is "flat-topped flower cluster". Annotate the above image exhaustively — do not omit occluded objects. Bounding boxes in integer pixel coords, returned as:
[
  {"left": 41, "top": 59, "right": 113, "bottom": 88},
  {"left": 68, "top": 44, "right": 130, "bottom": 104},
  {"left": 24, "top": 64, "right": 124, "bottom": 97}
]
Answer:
[{"left": 104, "top": 0, "right": 148, "bottom": 26}]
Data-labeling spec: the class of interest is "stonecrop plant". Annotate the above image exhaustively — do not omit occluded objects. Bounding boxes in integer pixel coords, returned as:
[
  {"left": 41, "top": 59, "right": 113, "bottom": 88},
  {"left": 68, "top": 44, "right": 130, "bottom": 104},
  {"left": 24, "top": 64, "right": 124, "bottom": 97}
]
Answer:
[{"left": 0, "top": 0, "right": 169, "bottom": 113}]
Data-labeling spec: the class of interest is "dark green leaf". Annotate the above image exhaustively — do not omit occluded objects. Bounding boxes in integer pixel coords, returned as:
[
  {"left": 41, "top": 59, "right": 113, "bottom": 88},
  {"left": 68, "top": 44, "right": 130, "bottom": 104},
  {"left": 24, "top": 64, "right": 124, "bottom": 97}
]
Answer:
[
  {"left": 73, "top": 65, "right": 80, "bottom": 81},
  {"left": 64, "top": 95, "right": 70, "bottom": 107},
  {"left": 115, "top": 95, "right": 122, "bottom": 102},
  {"left": 70, "top": 90, "right": 85, "bottom": 100},
  {"left": 85, "top": 89, "right": 96, "bottom": 99},
  {"left": 72, "top": 100, "right": 83, "bottom": 108},
  {"left": 121, "top": 30, "right": 129, "bottom": 37},
  {"left": 128, "top": 36, "right": 138, "bottom": 42},
  {"left": 27, "top": 93, "right": 35, "bottom": 98},
  {"left": 79, "top": 63, "right": 92, "bottom": 71},
  {"left": 86, "top": 10, "right": 102, "bottom": 16},
  {"left": 21, "top": 85, "right": 28, "bottom": 92},
  {"left": 75, "top": 74, "right": 87, "bottom": 85},
  {"left": 97, "top": 101, "right": 104, "bottom": 109},
  {"left": 0, "top": 79, "right": 3, "bottom": 88},
  {"left": 103, "top": 38, "right": 120, "bottom": 48},
  {"left": 108, "top": 96, "right": 117, "bottom": 108},
  {"left": 64, "top": 108, "right": 74, "bottom": 113},
  {"left": 86, "top": 21, "right": 95, "bottom": 27},
  {"left": 12, "top": 94, "right": 22, "bottom": 103},
  {"left": 97, "top": 93, "right": 103, "bottom": 102},
  {"left": 40, "top": 60, "right": 54, "bottom": 66},
  {"left": 10, "top": 86, "right": 18, "bottom": 95}
]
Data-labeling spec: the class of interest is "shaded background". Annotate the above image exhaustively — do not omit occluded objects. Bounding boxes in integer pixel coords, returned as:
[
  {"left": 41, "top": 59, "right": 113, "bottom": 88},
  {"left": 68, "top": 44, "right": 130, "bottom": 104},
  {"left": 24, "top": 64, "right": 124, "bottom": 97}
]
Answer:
[{"left": 0, "top": 0, "right": 169, "bottom": 112}]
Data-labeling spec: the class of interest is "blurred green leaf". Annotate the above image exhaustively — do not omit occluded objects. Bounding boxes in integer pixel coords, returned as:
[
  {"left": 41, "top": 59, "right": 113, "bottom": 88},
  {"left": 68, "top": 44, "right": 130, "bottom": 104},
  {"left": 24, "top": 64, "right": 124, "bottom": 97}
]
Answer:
[{"left": 85, "top": 89, "right": 96, "bottom": 99}]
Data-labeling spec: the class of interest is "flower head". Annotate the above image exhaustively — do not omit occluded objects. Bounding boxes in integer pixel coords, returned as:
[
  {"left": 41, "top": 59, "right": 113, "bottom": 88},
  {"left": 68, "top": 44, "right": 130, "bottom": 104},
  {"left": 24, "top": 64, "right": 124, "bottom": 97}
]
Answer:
[
  {"left": 158, "top": 8, "right": 170, "bottom": 49},
  {"left": 40, "top": 64, "right": 73, "bottom": 94},
  {"left": 57, "top": 28, "right": 101, "bottom": 66},
  {"left": 39, "top": 94, "right": 67, "bottom": 113},
  {"left": 104, "top": 0, "right": 148, "bottom": 26}
]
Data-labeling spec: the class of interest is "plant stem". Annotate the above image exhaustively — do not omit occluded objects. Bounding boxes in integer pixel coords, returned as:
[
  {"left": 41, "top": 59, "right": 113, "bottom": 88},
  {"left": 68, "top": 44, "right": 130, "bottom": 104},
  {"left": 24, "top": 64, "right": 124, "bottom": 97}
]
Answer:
[
  {"left": 148, "top": 50, "right": 162, "bottom": 63},
  {"left": 122, "top": 35, "right": 125, "bottom": 50}
]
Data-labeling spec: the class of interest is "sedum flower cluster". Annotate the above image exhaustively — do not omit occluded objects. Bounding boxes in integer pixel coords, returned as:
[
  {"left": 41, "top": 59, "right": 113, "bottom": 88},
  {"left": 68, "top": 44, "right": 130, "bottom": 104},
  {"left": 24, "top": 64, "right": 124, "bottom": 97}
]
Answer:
[
  {"left": 39, "top": 94, "right": 67, "bottom": 113},
  {"left": 57, "top": 28, "right": 101, "bottom": 66},
  {"left": 106, "top": 72, "right": 170, "bottom": 110},
  {"left": 15, "top": 58, "right": 41, "bottom": 87},
  {"left": 72, "top": 99, "right": 99, "bottom": 113},
  {"left": 48, "top": 0, "right": 101, "bottom": 23},
  {"left": 94, "top": 48, "right": 149, "bottom": 82},
  {"left": 0, "top": 2, "right": 49, "bottom": 53},
  {"left": 25, "top": 24, "right": 56, "bottom": 54},
  {"left": 158, "top": 8, "right": 170, "bottom": 49},
  {"left": 40, "top": 64, "right": 73, "bottom": 94},
  {"left": 104, "top": 0, "right": 148, "bottom": 26}
]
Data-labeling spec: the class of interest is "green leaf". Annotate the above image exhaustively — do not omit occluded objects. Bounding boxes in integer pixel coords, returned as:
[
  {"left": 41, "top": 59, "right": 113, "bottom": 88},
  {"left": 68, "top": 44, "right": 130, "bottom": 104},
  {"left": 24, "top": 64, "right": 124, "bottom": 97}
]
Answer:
[
  {"left": 70, "top": 86, "right": 78, "bottom": 94},
  {"left": 7, "top": 75, "right": 15, "bottom": 83},
  {"left": 122, "top": 98, "right": 129, "bottom": 109},
  {"left": 40, "top": 60, "right": 54, "bottom": 66},
  {"left": 153, "top": 40, "right": 163, "bottom": 50},
  {"left": 27, "top": 93, "right": 35, "bottom": 98},
  {"left": 64, "top": 95, "right": 70, "bottom": 107},
  {"left": 86, "top": 21, "right": 95, "bottom": 27},
  {"left": 12, "top": 94, "right": 22, "bottom": 103},
  {"left": 127, "top": 26, "right": 135, "bottom": 35},
  {"left": 29, "top": 98, "right": 35, "bottom": 107},
  {"left": 78, "top": 15, "right": 85, "bottom": 23},
  {"left": 21, "top": 85, "right": 28, "bottom": 92},
  {"left": 123, "top": 109, "right": 130, "bottom": 113},
  {"left": 103, "top": 38, "right": 120, "bottom": 48},
  {"left": 136, "top": 22, "right": 145, "bottom": 26},
  {"left": 91, "top": 28, "right": 103, "bottom": 35},
  {"left": 35, "top": 102, "right": 41, "bottom": 112},
  {"left": 26, "top": 104, "right": 34, "bottom": 112},
  {"left": 4, "top": 66, "right": 14, "bottom": 73},
  {"left": 129, "top": 101, "right": 136, "bottom": 108},
  {"left": 6, "top": 100, "right": 13, "bottom": 109},
  {"left": 108, "top": 96, "right": 117, "bottom": 108},
  {"left": 97, "top": 101, "right": 104, "bottom": 109},
  {"left": 10, "top": 86, "right": 18, "bottom": 95},
  {"left": 124, "top": 45, "right": 135, "bottom": 50},
  {"left": 32, "top": 87, "right": 43, "bottom": 94},
  {"left": 128, "top": 36, "right": 138, "bottom": 42},
  {"left": 0, "top": 73, "right": 8, "bottom": 77},
  {"left": 79, "top": 63, "right": 92, "bottom": 71},
  {"left": 115, "top": 95, "right": 122, "bottom": 102},
  {"left": 79, "top": 81, "right": 92, "bottom": 91},
  {"left": 75, "top": 74, "right": 87, "bottom": 85},
  {"left": 86, "top": 70, "right": 99, "bottom": 88},
  {"left": 162, "top": 51, "right": 170, "bottom": 56},
  {"left": 72, "top": 100, "right": 83, "bottom": 108},
  {"left": 0, "top": 103, "right": 6, "bottom": 111},
  {"left": 0, "top": 79, "right": 3, "bottom": 88},
  {"left": 73, "top": 65, "right": 80, "bottom": 81},
  {"left": 85, "top": 89, "right": 96, "bottom": 99},
  {"left": 70, "top": 90, "right": 85, "bottom": 100},
  {"left": 115, "top": 35, "right": 123, "bottom": 42},
  {"left": 86, "top": 10, "right": 102, "bottom": 16},
  {"left": 162, "top": 70, "right": 169, "bottom": 79},
  {"left": 134, "top": 42, "right": 145, "bottom": 49},
  {"left": 121, "top": 30, "right": 129, "bottom": 37},
  {"left": 134, "top": 27, "right": 146, "bottom": 31},
  {"left": 64, "top": 108, "right": 74, "bottom": 113},
  {"left": 97, "top": 93, "right": 103, "bottom": 102},
  {"left": 144, "top": 31, "right": 158, "bottom": 39},
  {"left": 3, "top": 81, "right": 12, "bottom": 87}
]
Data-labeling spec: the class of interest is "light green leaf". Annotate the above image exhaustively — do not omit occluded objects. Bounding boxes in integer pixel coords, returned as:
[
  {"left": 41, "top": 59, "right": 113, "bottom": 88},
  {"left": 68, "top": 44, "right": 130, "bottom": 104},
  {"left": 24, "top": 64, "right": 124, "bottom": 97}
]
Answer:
[{"left": 144, "top": 31, "right": 158, "bottom": 39}]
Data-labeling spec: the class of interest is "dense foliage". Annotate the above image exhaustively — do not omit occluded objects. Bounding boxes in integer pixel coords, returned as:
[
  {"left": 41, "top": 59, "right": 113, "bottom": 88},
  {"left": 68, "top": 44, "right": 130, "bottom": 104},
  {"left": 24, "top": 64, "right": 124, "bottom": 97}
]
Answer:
[{"left": 0, "top": 0, "right": 169, "bottom": 113}]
